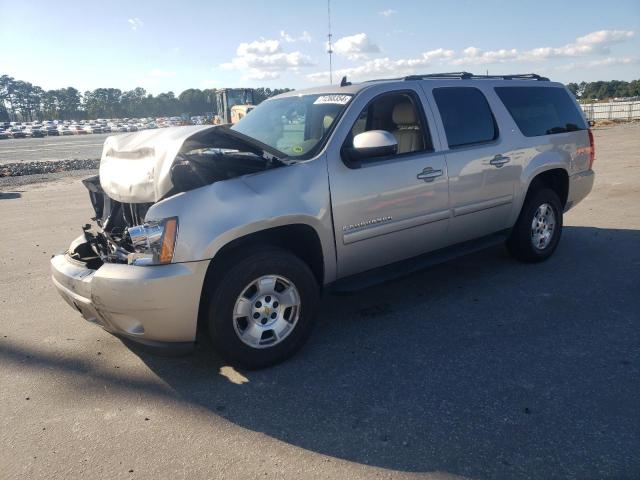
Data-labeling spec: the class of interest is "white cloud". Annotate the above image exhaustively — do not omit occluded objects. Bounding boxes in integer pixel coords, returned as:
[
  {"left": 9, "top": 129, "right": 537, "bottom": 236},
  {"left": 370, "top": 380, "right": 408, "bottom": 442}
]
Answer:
[
  {"left": 280, "top": 30, "right": 312, "bottom": 43},
  {"left": 450, "top": 47, "right": 519, "bottom": 65},
  {"left": 441, "top": 29, "right": 636, "bottom": 66},
  {"left": 308, "top": 48, "right": 455, "bottom": 82},
  {"left": 221, "top": 38, "right": 315, "bottom": 80},
  {"left": 127, "top": 18, "right": 144, "bottom": 31},
  {"left": 422, "top": 48, "right": 456, "bottom": 61},
  {"left": 237, "top": 39, "right": 281, "bottom": 56},
  {"left": 149, "top": 68, "right": 176, "bottom": 78},
  {"left": 556, "top": 56, "right": 640, "bottom": 71},
  {"left": 307, "top": 29, "right": 636, "bottom": 83},
  {"left": 308, "top": 57, "right": 419, "bottom": 82},
  {"left": 522, "top": 29, "right": 635, "bottom": 60},
  {"left": 379, "top": 9, "right": 397, "bottom": 17},
  {"left": 587, "top": 56, "right": 638, "bottom": 67},
  {"left": 333, "top": 33, "right": 381, "bottom": 60}
]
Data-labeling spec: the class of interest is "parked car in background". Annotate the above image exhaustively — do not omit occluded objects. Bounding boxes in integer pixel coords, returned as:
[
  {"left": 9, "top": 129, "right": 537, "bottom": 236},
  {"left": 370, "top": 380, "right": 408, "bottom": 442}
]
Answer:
[
  {"left": 44, "top": 126, "right": 59, "bottom": 136},
  {"left": 0, "top": 130, "right": 9, "bottom": 140},
  {"left": 58, "top": 126, "right": 73, "bottom": 135},
  {"left": 70, "top": 125, "right": 87, "bottom": 135},
  {"left": 26, "top": 127, "right": 46, "bottom": 138},
  {"left": 83, "top": 124, "right": 103, "bottom": 134},
  {"left": 7, "top": 127, "right": 26, "bottom": 138}
]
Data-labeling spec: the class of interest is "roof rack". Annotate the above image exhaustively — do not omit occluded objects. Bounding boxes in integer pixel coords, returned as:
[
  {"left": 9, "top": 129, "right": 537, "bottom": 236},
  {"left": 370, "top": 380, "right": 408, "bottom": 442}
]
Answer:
[{"left": 403, "top": 72, "right": 549, "bottom": 81}]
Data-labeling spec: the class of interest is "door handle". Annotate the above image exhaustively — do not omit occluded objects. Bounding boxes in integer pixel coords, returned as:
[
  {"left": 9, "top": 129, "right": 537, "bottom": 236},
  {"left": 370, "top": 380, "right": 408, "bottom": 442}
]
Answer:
[
  {"left": 490, "top": 154, "right": 511, "bottom": 168},
  {"left": 417, "top": 167, "right": 444, "bottom": 182}
]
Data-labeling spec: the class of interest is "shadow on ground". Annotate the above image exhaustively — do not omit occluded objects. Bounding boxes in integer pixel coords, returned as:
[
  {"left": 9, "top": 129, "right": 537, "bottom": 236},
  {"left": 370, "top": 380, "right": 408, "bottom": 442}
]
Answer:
[{"left": 3, "top": 226, "right": 640, "bottom": 479}]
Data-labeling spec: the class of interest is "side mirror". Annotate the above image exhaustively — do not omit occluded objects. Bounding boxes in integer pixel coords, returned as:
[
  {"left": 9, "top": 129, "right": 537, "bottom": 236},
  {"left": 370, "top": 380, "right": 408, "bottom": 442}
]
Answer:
[{"left": 348, "top": 130, "right": 398, "bottom": 161}]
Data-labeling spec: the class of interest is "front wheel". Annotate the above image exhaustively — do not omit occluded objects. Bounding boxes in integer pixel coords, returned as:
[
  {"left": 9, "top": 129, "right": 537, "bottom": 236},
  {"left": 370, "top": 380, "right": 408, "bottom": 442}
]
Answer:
[
  {"left": 206, "top": 248, "right": 319, "bottom": 369},
  {"left": 507, "top": 188, "right": 563, "bottom": 262}
]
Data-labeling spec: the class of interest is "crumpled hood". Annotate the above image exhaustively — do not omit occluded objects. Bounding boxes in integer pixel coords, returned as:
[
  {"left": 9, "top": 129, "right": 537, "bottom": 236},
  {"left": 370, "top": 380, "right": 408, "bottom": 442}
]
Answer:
[{"left": 99, "top": 125, "right": 216, "bottom": 203}]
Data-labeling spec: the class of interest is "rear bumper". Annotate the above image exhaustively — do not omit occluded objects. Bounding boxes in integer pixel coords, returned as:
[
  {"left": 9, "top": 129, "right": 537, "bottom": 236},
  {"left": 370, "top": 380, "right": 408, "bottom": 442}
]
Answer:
[
  {"left": 51, "top": 252, "right": 209, "bottom": 353},
  {"left": 565, "top": 169, "right": 595, "bottom": 212}
]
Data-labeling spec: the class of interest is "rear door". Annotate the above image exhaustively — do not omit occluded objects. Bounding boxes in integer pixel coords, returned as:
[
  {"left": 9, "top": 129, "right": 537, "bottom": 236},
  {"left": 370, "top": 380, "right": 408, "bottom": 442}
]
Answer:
[
  {"left": 424, "top": 85, "right": 520, "bottom": 242},
  {"left": 326, "top": 85, "right": 450, "bottom": 279}
]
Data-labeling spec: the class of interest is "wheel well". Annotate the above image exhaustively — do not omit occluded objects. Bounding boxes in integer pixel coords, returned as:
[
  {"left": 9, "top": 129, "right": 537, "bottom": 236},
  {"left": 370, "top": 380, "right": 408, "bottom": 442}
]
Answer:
[
  {"left": 197, "top": 224, "right": 325, "bottom": 331},
  {"left": 527, "top": 169, "right": 569, "bottom": 208}
]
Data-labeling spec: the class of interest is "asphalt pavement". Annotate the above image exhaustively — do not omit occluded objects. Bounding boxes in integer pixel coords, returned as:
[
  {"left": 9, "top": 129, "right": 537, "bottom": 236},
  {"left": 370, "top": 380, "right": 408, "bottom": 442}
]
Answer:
[
  {"left": 0, "top": 124, "right": 639, "bottom": 480},
  {"left": 0, "top": 133, "right": 111, "bottom": 164}
]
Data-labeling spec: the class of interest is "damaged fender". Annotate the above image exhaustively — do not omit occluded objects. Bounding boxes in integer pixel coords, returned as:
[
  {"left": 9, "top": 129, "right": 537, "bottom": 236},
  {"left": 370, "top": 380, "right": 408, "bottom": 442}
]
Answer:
[{"left": 146, "top": 154, "right": 338, "bottom": 283}]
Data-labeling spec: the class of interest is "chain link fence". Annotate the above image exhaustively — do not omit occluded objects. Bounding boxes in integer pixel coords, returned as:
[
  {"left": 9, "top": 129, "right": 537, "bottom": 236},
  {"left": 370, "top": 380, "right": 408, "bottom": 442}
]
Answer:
[{"left": 579, "top": 101, "right": 640, "bottom": 121}]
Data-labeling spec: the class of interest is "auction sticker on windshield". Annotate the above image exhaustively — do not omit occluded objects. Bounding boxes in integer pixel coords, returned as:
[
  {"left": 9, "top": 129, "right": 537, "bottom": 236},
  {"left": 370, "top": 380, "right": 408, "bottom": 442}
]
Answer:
[{"left": 313, "top": 95, "right": 352, "bottom": 105}]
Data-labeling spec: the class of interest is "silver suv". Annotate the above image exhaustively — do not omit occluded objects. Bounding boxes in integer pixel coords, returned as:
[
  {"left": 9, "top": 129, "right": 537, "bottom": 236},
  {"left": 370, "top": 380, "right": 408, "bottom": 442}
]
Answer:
[{"left": 51, "top": 72, "right": 595, "bottom": 368}]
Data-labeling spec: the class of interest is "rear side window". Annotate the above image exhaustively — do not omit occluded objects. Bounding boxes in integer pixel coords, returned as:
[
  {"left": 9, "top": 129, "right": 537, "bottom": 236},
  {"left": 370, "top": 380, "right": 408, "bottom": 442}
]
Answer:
[
  {"left": 495, "top": 86, "right": 587, "bottom": 137},
  {"left": 433, "top": 87, "right": 497, "bottom": 148}
]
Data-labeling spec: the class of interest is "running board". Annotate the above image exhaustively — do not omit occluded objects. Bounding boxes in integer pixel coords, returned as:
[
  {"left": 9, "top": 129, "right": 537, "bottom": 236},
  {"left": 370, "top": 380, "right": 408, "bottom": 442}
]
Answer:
[{"left": 328, "top": 231, "right": 509, "bottom": 293}]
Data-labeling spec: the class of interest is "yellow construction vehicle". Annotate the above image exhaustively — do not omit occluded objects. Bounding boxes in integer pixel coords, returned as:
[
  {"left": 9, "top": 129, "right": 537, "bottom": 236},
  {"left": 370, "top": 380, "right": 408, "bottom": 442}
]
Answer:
[{"left": 214, "top": 88, "right": 255, "bottom": 124}]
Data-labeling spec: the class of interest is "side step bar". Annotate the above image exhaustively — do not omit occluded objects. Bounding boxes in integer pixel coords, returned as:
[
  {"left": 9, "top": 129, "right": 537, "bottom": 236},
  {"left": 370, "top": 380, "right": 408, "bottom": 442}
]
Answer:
[{"left": 328, "top": 231, "right": 509, "bottom": 293}]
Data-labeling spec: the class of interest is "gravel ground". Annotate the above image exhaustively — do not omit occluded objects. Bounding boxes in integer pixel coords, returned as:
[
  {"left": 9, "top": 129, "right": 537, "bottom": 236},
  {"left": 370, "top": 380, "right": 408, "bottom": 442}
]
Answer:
[
  {"left": 0, "top": 168, "right": 98, "bottom": 189},
  {"left": 0, "top": 124, "right": 639, "bottom": 480},
  {"left": 0, "top": 159, "right": 99, "bottom": 177}
]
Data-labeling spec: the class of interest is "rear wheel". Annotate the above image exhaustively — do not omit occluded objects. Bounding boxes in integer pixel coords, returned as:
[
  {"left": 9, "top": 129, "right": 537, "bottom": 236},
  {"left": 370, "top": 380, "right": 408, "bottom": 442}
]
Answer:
[
  {"left": 507, "top": 188, "right": 563, "bottom": 262},
  {"left": 206, "top": 248, "right": 319, "bottom": 369}
]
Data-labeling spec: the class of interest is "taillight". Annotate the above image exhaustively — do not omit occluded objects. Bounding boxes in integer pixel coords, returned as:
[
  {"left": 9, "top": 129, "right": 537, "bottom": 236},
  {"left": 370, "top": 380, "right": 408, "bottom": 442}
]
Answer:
[{"left": 588, "top": 128, "right": 595, "bottom": 170}]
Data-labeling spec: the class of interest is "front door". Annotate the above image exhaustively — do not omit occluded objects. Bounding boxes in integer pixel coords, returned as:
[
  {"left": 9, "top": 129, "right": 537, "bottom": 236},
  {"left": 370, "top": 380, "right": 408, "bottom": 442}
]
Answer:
[{"left": 327, "top": 88, "right": 450, "bottom": 279}]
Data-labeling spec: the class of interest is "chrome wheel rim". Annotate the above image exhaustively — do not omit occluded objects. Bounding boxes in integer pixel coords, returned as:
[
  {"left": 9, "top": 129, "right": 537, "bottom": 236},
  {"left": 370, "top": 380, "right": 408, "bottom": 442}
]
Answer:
[
  {"left": 232, "top": 275, "right": 301, "bottom": 349},
  {"left": 531, "top": 203, "right": 556, "bottom": 250}
]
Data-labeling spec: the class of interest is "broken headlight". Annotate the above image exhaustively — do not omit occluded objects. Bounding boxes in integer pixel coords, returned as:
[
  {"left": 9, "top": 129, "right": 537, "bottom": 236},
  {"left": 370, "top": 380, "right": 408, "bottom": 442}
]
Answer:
[{"left": 127, "top": 217, "right": 178, "bottom": 266}]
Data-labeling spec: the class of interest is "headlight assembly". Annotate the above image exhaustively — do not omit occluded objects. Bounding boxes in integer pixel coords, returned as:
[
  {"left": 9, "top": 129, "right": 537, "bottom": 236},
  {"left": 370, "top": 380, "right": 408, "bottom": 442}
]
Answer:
[{"left": 127, "top": 217, "right": 178, "bottom": 266}]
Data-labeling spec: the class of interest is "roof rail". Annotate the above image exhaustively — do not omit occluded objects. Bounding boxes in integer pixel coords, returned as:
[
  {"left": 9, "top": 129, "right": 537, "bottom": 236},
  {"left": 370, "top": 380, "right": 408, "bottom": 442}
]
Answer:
[
  {"left": 403, "top": 72, "right": 549, "bottom": 81},
  {"left": 404, "top": 72, "right": 474, "bottom": 80}
]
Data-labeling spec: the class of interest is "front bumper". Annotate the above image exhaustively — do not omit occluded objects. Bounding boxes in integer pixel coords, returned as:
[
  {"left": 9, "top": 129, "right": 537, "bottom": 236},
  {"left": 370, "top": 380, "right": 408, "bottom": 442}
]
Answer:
[{"left": 51, "top": 252, "right": 209, "bottom": 353}]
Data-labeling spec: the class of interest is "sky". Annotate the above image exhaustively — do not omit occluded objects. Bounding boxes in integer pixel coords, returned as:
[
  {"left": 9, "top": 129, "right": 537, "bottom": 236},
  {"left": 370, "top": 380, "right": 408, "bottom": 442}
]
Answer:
[{"left": 1, "top": 0, "right": 639, "bottom": 94}]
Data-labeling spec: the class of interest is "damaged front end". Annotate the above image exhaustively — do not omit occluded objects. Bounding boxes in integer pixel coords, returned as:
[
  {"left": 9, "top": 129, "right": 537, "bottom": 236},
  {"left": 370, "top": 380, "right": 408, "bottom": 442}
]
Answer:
[
  {"left": 70, "top": 125, "right": 286, "bottom": 269},
  {"left": 74, "top": 175, "right": 156, "bottom": 266}
]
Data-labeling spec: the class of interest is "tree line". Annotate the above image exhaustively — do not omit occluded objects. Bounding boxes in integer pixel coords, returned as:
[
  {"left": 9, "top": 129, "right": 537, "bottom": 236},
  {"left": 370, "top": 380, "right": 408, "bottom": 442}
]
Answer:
[
  {"left": 0, "top": 74, "right": 293, "bottom": 122},
  {"left": 566, "top": 79, "right": 640, "bottom": 101},
  {"left": 3, "top": 74, "right": 638, "bottom": 122}
]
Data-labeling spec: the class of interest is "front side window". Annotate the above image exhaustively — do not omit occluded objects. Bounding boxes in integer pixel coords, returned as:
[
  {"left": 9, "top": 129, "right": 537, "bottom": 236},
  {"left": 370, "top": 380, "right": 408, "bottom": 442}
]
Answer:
[
  {"left": 495, "top": 86, "right": 587, "bottom": 137},
  {"left": 433, "top": 87, "right": 497, "bottom": 148},
  {"left": 347, "top": 92, "right": 432, "bottom": 155},
  {"left": 232, "top": 93, "right": 352, "bottom": 158}
]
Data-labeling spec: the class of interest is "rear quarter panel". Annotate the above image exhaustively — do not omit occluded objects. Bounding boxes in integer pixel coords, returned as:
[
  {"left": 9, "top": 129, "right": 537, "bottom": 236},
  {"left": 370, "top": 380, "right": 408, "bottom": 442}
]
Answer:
[{"left": 487, "top": 83, "right": 591, "bottom": 225}]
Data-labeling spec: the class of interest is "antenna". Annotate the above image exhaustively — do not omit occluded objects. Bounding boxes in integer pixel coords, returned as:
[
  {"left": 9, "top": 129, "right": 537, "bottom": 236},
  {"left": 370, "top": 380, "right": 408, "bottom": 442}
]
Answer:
[{"left": 327, "top": 0, "right": 333, "bottom": 85}]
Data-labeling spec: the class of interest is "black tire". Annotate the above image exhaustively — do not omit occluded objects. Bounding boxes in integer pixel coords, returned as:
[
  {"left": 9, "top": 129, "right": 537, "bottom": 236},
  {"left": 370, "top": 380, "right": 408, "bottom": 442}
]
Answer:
[
  {"left": 506, "top": 187, "right": 563, "bottom": 262},
  {"left": 206, "top": 247, "right": 319, "bottom": 369}
]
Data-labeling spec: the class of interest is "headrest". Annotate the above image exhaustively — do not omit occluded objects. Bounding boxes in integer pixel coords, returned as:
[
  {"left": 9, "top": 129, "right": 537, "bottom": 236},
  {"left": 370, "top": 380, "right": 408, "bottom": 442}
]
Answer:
[
  {"left": 392, "top": 102, "right": 417, "bottom": 125},
  {"left": 323, "top": 114, "right": 334, "bottom": 130}
]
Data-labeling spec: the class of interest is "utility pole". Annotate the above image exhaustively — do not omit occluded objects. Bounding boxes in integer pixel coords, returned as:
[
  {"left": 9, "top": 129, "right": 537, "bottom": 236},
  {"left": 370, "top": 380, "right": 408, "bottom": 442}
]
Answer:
[{"left": 327, "top": 0, "right": 333, "bottom": 85}]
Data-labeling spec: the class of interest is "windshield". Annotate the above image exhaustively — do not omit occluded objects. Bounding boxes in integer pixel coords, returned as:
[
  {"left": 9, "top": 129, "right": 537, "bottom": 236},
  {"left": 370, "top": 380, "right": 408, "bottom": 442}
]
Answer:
[
  {"left": 227, "top": 89, "right": 252, "bottom": 107},
  {"left": 231, "top": 93, "right": 353, "bottom": 158}
]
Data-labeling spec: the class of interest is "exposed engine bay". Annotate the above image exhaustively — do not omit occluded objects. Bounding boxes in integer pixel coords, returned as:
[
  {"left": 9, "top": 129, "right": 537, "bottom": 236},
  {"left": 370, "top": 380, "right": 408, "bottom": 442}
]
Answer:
[{"left": 69, "top": 126, "right": 285, "bottom": 268}]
